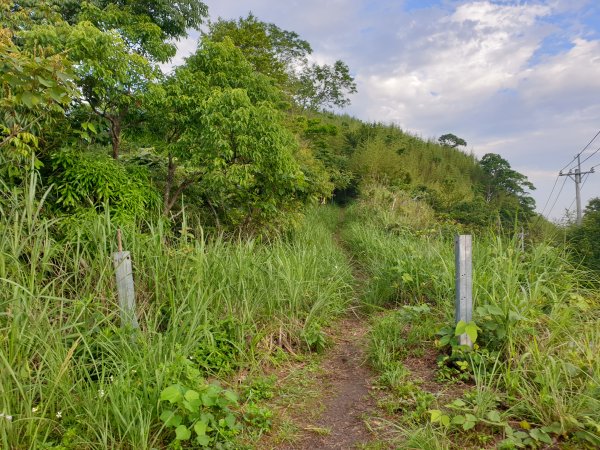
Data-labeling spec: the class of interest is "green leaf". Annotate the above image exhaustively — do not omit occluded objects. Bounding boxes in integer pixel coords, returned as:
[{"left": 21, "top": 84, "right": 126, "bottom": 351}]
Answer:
[
  {"left": 440, "top": 415, "right": 450, "bottom": 427},
  {"left": 194, "top": 420, "right": 208, "bottom": 436},
  {"left": 159, "top": 410, "right": 182, "bottom": 427},
  {"left": 488, "top": 305, "right": 504, "bottom": 316},
  {"left": 541, "top": 423, "right": 562, "bottom": 434},
  {"left": 21, "top": 92, "right": 40, "bottom": 108},
  {"left": 48, "top": 87, "right": 66, "bottom": 102},
  {"left": 530, "top": 428, "right": 553, "bottom": 444},
  {"left": 464, "top": 322, "right": 479, "bottom": 343},
  {"left": 438, "top": 335, "right": 451, "bottom": 346},
  {"left": 225, "top": 413, "right": 237, "bottom": 429},
  {"left": 452, "top": 415, "right": 466, "bottom": 425},
  {"left": 185, "top": 389, "right": 200, "bottom": 402},
  {"left": 160, "top": 385, "right": 183, "bottom": 404},
  {"left": 463, "top": 420, "right": 476, "bottom": 430},
  {"left": 455, "top": 320, "right": 467, "bottom": 336},
  {"left": 37, "top": 76, "right": 55, "bottom": 87},
  {"left": 175, "top": 424, "right": 191, "bottom": 440},
  {"left": 196, "top": 434, "right": 211, "bottom": 446},
  {"left": 201, "top": 393, "right": 216, "bottom": 407},
  {"left": 465, "top": 414, "right": 477, "bottom": 423},
  {"left": 223, "top": 390, "right": 238, "bottom": 404},
  {"left": 183, "top": 399, "right": 201, "bottom": 412},
  {"left": 429, "top": 409, "right": 442, "bottom": 423},
  {"left": 487, "top": 410, "right": 502, "bottom": 423}
]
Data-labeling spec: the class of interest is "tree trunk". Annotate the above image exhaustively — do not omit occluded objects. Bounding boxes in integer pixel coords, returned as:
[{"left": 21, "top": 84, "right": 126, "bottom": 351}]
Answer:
[
  {"left": 109, "top": 117, "right": 121, "bottom": 159},
  {"left": 108, "top": 106, "right": 129, "bottom": 159},
  {"left": 163, "top": 154, "right": 176, "bottom": 216},
  {"left": 163, "top": 178, "right": 195, "bottom": 216}
]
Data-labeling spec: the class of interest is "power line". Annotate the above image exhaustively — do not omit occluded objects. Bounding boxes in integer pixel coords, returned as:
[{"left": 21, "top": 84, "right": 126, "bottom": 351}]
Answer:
[
  {"left": 546, "top": 175, "right": 568, "bottom": 219},
  {"left": 538, "top": 175, "right": 560, "bottom": 218},
  {"left": 559, "top": 154, "right": 596, "bottom": 225},
  {"left": 560, "top": 128, "right": 600, "bottom": 172},
  {"left": 567, "top": 172, "right": 591, "bottom": 212},
  {"left": 533, "top": 129, "right": 600, "bottom": 224},
  {"left": 579, "top": 144, "right": 600, "bottom": 166}
]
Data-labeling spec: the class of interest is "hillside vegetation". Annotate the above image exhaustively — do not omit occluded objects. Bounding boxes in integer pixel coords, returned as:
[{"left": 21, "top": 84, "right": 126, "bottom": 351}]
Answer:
[{"left": 1, "top": 1, "right": 599, "bottom": 448}]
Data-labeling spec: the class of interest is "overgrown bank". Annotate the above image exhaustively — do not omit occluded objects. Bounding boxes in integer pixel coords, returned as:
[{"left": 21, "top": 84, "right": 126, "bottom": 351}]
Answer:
[
  {"left": 0, "top": 177, "right": 354, "bottom": 448},
  {"left": 340, "top": 184, "right": 600, "bottom": 449}
]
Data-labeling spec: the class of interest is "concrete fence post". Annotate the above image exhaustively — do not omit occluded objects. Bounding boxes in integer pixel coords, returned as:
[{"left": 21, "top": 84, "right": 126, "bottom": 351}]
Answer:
[
  {"left": 113, "top": 229, "right": 139, "bottom": 329},
  {"left": 455, "top": 234, "right": 473, "bottom": 347}
]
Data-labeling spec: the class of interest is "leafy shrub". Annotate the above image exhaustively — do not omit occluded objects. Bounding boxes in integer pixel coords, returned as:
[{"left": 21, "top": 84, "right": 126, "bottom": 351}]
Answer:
[
  {"left": 242, "top": 403, "right": 273, "bottom": 437},
  {"left": 301, "top": 322, "right": 328, "bottom": 353},
  {"left": 191, "top": 320, "right": 243, "bottom": 376},
  {"left": 49, "top": 147, "right": 160, "bottom": 219},
  {"left": 159, "top": 383, "right": 241, "bottom": 448}
]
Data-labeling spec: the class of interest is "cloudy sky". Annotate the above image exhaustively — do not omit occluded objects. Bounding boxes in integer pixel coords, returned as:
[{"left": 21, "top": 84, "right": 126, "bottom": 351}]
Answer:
[{"left": 172, "top": 0, "right": 600, "bottom": 221}]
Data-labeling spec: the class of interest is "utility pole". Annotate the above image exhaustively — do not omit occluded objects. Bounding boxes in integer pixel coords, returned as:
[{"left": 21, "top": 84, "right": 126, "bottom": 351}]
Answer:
[{"left": 559, "top": 154, "right": 595, "bottom": 225}]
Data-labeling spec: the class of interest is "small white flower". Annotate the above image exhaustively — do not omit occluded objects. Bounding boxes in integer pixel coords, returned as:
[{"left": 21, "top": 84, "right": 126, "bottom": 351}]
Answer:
[
  {"left": 32, "top": 406, "right": 39, "bottom": 413},
  {"left": 56, "top": 411, "right": 62, "bottom": 419},
  {"left": 98, "top": 389, "right": 105, "bottom": 398},
  {"left": 5, "top": 415, "right": 12, "bottom": 422},
  {"left": 109, "top": 375, "right": 114, "bottom": 382}
]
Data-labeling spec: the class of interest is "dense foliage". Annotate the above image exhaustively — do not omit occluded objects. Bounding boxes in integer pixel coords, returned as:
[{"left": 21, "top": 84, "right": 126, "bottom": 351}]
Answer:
[
  {"left": 0, "top": 0, "right": 540, "bottom": 234},
  {"left": 2, "top": 2, "right": 598, "bottom": 448}
]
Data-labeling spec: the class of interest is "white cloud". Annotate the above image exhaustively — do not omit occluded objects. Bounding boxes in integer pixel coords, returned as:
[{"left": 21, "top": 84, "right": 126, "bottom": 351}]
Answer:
[{"left": 353, "top": 1, "right": 555, "bottom": 124}]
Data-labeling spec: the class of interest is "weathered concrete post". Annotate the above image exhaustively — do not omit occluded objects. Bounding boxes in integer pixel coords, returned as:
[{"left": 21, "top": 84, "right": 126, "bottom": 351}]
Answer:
[
  {"left": 113, "top": 229, "right": 139, "bottom": 329},
  {"left": 455, "top": 234, "right": 472, "bottom": 347}
]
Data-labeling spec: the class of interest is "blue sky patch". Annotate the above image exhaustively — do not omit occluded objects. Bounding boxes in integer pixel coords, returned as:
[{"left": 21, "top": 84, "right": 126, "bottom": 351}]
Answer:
[
  {"left": 528, "top": 34, "right": 575, "bottom": 66},
  {"left": 403, "top": 0, "right": 443, "bottom": 12}
]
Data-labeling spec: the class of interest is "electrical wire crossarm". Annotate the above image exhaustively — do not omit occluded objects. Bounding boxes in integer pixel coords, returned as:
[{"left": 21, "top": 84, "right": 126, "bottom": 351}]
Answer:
[{"left": 559, "top": 154, "right": 596, "bottom": 225}]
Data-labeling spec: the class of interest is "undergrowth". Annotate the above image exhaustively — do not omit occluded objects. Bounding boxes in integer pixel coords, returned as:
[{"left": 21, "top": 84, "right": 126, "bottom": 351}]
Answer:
[
  {"left": 343, "top": 187, "right": 600, "bottom": 449},
  {"left": 0, "top": 173, "right": 353, "bottom": 448}
]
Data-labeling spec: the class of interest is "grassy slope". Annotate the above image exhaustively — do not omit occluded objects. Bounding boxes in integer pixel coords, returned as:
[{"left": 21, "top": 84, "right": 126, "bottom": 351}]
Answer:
[
  {"left": 340, "top": 189, "right": 600, "bottom": 449},
  {"left": 0, "top": 175, "right": 353, "bottom": 448}
]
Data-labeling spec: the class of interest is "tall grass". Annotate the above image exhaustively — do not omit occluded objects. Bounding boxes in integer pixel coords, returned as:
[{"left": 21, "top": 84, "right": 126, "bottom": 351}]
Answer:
[
  {"left": 0, "top": 174, "right": 353, "bottom": 448},
  {"left": 343, "top": 196, "right": 600, "bottom": 446}
]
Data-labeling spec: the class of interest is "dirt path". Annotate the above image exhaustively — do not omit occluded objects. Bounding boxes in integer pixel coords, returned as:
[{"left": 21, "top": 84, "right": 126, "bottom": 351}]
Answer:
[
  {"left": 282, "top": 314, "right": 377, "bottom": 450},
  {"left": 256, "top": 210, "right": 382, "bottom": 449},
  {"left": 284, "top": 210, "right": 379, "bottom": 449}
]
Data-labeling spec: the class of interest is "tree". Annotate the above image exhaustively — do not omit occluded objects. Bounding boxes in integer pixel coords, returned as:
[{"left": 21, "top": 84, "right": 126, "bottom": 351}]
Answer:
[
  {"left": 56, "top": 0, "right": 208, "bottom": 60},
  {"left": 295, "top": 60, "right": 357, "bottom": 111},
  {"left": 195, "top": 88, "right": 305, "bottom": 230},
  {"left": 7, "top": 0, "right": 209, "bottom": 159},
  {"left": 568, "top": 198, "right": 600, "bottom": 271},
  {"left": 479, "top": 153, "right": 535, "bottom": 219},
  {"left": 206, "top": 14, "right": 357, "bottom": 111},
  {"left": 438, "top": 133, "right": 467, "bottom": 148},
  {"left": 0, "top": 28, "right": 76, "bottom": 179},
  {"left": 206, "top": 13, "right": 311, "bottom": 86},
  {"left": 66, "top": 21, "right": 157, "bottom": 159},
  {"left": 141, "top": 38, "right": 305, "bottom": 229}
]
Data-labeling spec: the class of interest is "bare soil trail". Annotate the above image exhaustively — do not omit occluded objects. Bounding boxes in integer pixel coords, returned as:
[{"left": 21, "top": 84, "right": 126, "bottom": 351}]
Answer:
[
  {"left": 256, "top": 209, "right": 387, "bottom": 449},
  {"left": 285, "top": 209, "right": 382, "bottom": 449},
  {"left": 281, "top": 314, "right": 378, "bottom": 450}
]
